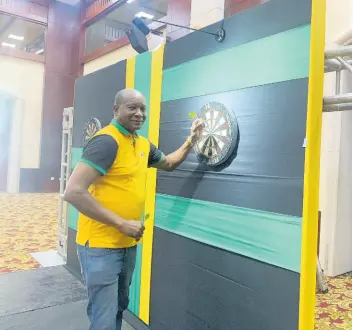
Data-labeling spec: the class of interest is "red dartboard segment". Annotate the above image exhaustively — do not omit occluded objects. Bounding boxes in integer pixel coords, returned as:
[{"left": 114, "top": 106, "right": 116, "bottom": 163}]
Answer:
[{"left": 194, "top": 101, "right": 238, "bottom": 167}]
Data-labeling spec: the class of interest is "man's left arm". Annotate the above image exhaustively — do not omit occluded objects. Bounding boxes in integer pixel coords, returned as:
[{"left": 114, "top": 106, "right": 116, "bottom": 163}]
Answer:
[{"left": 149, "top": 119, "right": 205, "bottom": 172}]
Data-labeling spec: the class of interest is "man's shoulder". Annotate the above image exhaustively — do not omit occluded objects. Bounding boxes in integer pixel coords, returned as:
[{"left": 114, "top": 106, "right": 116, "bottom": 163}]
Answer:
[
  {"left": 96, "top": 124, "right": 117, "bottom": 138},
  {"left": 84, "top": 133, "right": 118, "bottom": 155}
]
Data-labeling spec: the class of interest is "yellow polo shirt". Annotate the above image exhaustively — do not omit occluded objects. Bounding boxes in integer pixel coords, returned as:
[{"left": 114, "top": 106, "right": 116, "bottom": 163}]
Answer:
[{"left": 76, "top": 120, "right": 162, "bottom": 248}]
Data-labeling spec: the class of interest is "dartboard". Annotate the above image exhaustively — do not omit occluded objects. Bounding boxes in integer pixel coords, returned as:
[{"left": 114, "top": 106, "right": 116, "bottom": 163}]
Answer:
[
  {"left": 194, "top": 101, "right": 238, "bottom": 167},
  {"left": 83, "top": 117, "right": 102, "bottom": 146}
]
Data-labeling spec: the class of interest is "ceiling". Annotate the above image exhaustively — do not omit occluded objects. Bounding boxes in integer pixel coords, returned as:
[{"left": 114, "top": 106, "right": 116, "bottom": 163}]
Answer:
[
  {"left": 57, "top": 0, "right": 169, "bottom": 12},
  {"left": 0, "top": 14, "right": 45, "bottom": 53},
  {"left": 57, "top": 0, "right": 81, "bottom": 6}
]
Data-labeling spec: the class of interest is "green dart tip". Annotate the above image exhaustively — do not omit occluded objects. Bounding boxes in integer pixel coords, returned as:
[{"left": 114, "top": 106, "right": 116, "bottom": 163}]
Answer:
[{"left": 189, "top": 112, "right": 198, "bottom": 119}]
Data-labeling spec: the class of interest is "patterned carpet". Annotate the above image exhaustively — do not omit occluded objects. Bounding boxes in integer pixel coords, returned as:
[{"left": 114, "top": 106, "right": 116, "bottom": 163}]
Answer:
[
  {"left": 316, "top": 272, "right": 352, "bottom": 330},
  {"left": 0, "top": 193, "right": 351, "bottom": 329},
  {"left": 0, "top": 193, "right": 59, "bottom": 273}
]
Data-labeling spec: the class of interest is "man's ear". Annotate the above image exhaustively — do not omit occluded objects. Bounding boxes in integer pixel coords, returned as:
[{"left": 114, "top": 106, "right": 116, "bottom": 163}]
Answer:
[{"left": 113, "top": 104, "right": 119, "bottom": 115}]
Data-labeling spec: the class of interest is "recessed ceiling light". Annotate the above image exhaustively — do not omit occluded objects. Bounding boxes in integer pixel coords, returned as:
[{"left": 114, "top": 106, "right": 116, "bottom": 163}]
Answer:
[
  {"left": 8, "top": 34, "right": 24, "bottom": 41},
  {"left": 127, "top": 0, "right": 135, "bottom": 3},
  {"left": 1, "top": 42, "right": 16, "bottom": 48},
  {"left": 135, "top": 11, "right": 154, "bottom": 19},
  {"left": 35, "top": 49, "right": 44, "bottom": 55}
]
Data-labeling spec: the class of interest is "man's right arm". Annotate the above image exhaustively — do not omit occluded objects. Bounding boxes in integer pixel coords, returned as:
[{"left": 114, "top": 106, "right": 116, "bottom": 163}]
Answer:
[{"left": 63, "top": 136, "right": 144, "bottom": 240}]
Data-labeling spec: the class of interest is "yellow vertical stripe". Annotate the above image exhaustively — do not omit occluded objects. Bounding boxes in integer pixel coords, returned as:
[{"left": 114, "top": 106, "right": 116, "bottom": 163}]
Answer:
[
  {"left": 298, "top": 0, "right": 326, "bottom": 329},
  {"left": 139, "top": 45, "right": 165, "bottom": 324},
  {"left": 126, "top": 56, "right": 136, "bottom": 88}
]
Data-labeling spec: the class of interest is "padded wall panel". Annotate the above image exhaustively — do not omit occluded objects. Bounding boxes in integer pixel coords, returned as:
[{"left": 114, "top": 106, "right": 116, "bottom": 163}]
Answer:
[
  {"left": 151, "top": 0, "right": 314, "bottom": 327},
  {"left": 163, "top": 0, "right": 311, "bottom": 69},
  {"left": 157, "top": 79, "right": 308, "bottom": 217},
  {"left": 155, "top": 194, "right": 302, "bottom": 272},
  {"left": 72, "top": 61, "right": 126, "bottom": 148},
  {"left": 150, "top": 227, "right": 300, "bottom": 330},
  {"left": 162, "top": 25, "right": 310, "bottom": 102}
]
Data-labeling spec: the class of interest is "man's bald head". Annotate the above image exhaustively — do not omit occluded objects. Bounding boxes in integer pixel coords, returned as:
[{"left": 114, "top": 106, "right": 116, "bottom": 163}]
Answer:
[
  {"left": 113, "top": 89, "right": 147, "bottom": 133},
  {"left": 114, "top": 89, "right": 144, "bottom": 107}
]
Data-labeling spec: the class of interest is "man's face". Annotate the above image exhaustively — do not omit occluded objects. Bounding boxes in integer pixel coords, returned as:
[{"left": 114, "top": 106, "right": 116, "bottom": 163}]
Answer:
[{"left": 114, "top": 91, "right": 146, "bottom": 133}]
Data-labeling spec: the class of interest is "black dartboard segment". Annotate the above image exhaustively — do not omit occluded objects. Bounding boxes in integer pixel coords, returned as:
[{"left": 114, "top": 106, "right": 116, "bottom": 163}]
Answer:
[
  {"left": 194, "top": 102, "right": 238, "bottom": 167},
  {"left": 83, "top": 117, "right": 102, "bottom": 146}
]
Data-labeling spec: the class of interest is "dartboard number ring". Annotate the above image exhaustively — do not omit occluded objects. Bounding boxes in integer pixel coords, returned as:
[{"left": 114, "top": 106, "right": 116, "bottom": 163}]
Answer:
[
  {"left": 194, "top": 101, "right": 238, "bottom": 167},
  {"left": 83, "top": 117, "right": 102, "bottom": 146}
]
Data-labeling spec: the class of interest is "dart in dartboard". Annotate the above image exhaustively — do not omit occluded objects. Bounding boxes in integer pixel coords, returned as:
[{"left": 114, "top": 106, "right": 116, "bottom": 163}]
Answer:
[{"left": 191, "top": 101, "right": 238, "bottom": 167}]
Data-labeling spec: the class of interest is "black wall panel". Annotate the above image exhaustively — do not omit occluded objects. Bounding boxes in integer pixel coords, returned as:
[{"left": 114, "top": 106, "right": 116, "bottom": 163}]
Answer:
[
  {"left": 66, "top": 227, "right": 81, "bottom": 279},
  {"left": 72, "top": 61, "right": 126, "bottom": 148},
  {"left": 150, "top": 227, "right": 300, "bottom": 330},
  {"left": 157, "top": 79, "right": 308, "bottom": 216}
]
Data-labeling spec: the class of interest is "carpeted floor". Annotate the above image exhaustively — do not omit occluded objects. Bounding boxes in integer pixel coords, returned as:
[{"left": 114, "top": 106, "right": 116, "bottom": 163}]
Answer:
[
  {"left": 0, "top": 193, "right": 351, "bottom": 329},
  {"left": 316, "top": 272, "right": 352, "bottom": 330},
  {"left": 0, "top": 193, "right": 59, "bottom": 273}
]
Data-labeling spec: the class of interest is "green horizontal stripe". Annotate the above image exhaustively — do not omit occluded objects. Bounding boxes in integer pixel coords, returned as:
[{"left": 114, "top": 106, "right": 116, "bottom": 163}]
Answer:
[
  {"left": 162, "top": 25, "right": 310, "bottom": 102},
  {"left": 155, "top": 194, "right": 302, "bottom": 272}
]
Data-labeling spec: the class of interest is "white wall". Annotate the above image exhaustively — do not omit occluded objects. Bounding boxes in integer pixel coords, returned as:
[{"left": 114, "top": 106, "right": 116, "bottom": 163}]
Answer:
[
  {"left": 7, "top": 98, "right": 23, "bottom": 193},
  {"left": 0, "top": 55, "right": 44, "bottom": 169},
  {"left": 318, "top": 0, "right": 352, "bottom": 276},
  {"left": 334, "top": 109, "right": 352, "bottom": 274}
]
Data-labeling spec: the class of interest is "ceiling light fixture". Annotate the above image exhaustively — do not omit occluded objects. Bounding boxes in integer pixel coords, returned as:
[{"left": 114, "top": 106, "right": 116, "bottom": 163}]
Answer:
[
  {"left": 126, "top": 0, "right": 135, "bottom": 3},
  {"left": 1, "top": 42, "right": 16, "bottom": 48},
  {"left": 35, "top": 48, "right": 44, "bottom": 55},
  {"left": 135, "top": 11, "right": 154, "bottom": 19},
  {"left": 8, "top": 34, "right": 24, "bottom": 41}
]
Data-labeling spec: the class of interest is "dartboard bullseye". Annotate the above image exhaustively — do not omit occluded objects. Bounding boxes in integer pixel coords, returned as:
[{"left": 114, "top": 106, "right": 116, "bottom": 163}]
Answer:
[
  {"left": 83, "top": 117, "right": 102, "bottom": 146},
  {"left": 194, "top": 101, "right": 238, "bottom": 167}
]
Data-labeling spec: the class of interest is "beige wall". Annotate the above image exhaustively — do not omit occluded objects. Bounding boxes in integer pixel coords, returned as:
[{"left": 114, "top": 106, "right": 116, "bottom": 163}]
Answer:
[
  {"left": 83, "top": 44, "right": 137, "bottom": 75},
  {"left": 190, "top": 0, "right": 224, "bottom": 29},
  {"left": 325, "top": 0, "right": 352, "bottom": 45},
  {"left": 0, "top": 55, "right": 44, "bottom": 169},
  {"left": 83, "top": 28, "right": 168, "bottom": 76}
]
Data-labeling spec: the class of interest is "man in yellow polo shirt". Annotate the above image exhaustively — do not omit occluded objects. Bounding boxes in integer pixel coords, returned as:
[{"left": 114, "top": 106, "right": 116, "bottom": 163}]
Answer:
[{"left": 64, "top": 89, "right": 204, "bottom": 330}]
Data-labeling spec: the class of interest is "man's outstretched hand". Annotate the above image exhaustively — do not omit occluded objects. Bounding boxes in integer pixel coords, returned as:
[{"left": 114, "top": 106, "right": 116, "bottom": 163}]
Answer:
[{"left": 189, "top": 118, "right": 206, "bottom": 145}]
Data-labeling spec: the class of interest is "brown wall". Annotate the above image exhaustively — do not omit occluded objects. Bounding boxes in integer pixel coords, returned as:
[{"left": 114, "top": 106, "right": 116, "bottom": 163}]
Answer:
[
  {"left": 166, "top": 0, "right": 192, "bottom": 41},
  {"left": 20, "top": 1, "right": 81, "bottom": 192},
  {"left": 0, "top": 0, "right": 48, "bottom": 24},
  {"left": 224, "top": 0, "right": 269, "bottom": 17}
]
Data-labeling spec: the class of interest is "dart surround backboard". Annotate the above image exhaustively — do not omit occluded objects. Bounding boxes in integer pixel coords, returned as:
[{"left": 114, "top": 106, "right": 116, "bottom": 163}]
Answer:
[{"left": 194, "top": 101, "right": 238, "bottom": 167}]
